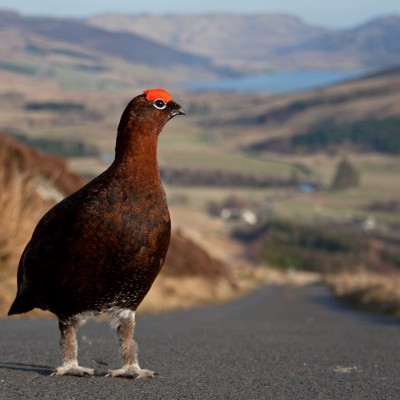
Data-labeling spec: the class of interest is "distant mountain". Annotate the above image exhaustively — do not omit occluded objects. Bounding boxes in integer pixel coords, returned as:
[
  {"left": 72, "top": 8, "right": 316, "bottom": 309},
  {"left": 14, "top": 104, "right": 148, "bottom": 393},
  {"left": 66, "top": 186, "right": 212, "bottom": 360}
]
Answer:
[
  {"left": 281, "top": 16, "right": 400, "bottom": 70},
  {"left": 0, "top": 10, "right": 227, "bottom": 85},
  {"left": 1, "top": 10, "right": 399, "bottom": 84},
  {"left": 89, "top": 13, "right": 400, "bottom": 73},
  {"left": 88, "top": 13, "right": 329, "bottom": 72}
]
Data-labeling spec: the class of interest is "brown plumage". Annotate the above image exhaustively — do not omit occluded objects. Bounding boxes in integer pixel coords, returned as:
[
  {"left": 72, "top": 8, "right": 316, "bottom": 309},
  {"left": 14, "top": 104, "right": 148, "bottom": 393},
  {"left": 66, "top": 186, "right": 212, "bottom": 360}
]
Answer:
[{"left": 8, "top": 88, "right": 185, "bottom": 378}]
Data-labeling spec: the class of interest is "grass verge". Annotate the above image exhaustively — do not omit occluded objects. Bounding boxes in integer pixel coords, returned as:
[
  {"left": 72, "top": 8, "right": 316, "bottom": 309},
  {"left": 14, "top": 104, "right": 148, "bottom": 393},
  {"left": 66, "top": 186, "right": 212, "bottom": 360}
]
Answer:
[{"left": 325, "top": 270, "right": 400, "bottom": 317}]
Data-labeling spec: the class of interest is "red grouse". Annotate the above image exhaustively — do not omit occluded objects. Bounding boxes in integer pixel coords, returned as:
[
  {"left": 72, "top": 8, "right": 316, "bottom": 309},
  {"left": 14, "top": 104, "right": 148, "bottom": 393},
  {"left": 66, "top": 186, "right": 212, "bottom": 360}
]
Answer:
[{"left": 8, "top": 88, "right": 185, "bottom": 378}]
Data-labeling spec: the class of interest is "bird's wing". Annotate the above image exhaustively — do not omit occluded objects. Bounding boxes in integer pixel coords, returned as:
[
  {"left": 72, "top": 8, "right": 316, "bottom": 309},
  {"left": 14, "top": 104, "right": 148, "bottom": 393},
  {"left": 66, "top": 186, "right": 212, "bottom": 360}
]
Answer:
[
  {"left": 9, "top": 191, "right": 88, "bottom": 314},
  {"left": 16, "top": 167, "right": 106, "bottom": 285},
  {"left": 26, "top": 170, "right": 108, "bottom": 245}
]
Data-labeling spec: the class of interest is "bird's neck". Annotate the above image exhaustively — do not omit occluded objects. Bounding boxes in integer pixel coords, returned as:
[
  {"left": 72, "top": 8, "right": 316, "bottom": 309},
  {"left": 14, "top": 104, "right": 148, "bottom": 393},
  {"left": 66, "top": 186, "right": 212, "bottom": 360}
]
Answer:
[{"left": 112, "top": 126, "right": 161, "bottom": 185}]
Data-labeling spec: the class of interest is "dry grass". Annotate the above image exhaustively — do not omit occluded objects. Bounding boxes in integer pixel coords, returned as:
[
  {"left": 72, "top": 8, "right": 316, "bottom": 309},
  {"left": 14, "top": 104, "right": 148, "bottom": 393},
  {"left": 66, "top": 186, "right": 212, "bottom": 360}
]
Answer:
[
  {"left": 0, "top": 160, "right": 53, "bottom": 317},
  {"left": 325, "top": 270, "right": 400, "bottom": 317},
  {"left": 139, "top": 275, "right": 237, "bottom": 314}
]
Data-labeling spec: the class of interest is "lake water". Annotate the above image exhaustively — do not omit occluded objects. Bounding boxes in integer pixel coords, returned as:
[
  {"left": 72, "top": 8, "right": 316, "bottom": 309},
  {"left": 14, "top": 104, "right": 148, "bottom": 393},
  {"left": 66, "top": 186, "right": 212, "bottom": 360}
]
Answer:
[{"left": 182, "top": 70, "right": 364, "bottom": 93}]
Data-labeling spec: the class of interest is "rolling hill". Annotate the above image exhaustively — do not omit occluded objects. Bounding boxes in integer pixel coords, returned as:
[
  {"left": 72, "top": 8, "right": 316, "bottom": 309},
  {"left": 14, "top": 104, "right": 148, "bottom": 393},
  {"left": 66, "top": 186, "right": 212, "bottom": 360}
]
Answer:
[{"left": 201, "top": 66, "right": 400, "bottom": 154}]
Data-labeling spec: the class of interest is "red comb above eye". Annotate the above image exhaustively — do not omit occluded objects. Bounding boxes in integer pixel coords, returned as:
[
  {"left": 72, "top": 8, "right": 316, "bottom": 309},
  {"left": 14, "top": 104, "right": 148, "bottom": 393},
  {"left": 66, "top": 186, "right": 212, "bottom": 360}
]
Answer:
[{"left": 143, "top": 88, "right": 172, "bottom": 103}]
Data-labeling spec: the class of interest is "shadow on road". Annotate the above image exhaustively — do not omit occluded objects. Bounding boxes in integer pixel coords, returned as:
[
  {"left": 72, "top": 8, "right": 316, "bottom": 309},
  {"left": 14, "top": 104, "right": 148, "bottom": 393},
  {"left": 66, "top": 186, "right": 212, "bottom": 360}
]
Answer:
[{"left": 0, "top": 362, "right": 52, "bottom": 376}]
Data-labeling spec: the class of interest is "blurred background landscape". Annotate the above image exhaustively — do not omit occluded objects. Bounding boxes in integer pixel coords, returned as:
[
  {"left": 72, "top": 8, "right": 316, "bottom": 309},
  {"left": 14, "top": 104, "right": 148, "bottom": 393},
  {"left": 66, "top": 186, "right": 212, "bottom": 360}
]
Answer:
[{"left": 0, "top": 0, "right": 400, "bottom": 318}]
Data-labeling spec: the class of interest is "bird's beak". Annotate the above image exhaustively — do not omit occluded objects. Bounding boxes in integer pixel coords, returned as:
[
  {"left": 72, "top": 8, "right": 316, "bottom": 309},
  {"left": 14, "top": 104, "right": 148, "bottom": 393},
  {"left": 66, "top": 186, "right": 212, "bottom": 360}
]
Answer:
[{"left": 170, "top": 102, "right": 186, "bottom": 119}]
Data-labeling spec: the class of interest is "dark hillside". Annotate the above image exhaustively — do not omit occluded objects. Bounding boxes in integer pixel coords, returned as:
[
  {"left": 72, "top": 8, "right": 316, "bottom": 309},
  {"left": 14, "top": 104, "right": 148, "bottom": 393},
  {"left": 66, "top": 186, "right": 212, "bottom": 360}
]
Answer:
[{"left": 250, "top": 118, "right": 400, "bottom": 154}]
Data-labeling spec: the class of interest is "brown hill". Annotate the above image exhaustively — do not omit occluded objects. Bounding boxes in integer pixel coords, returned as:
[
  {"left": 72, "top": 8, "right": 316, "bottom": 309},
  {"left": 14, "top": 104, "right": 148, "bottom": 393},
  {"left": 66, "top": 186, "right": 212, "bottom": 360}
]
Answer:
[
  {"left": 163, "top": 230, "right": 227, "bottom": 278},
  {"left": 0, "top": 134, "right": 86, "bottom": 195},
  {"left": 0, "top": 134, "right": 86, "bottom": 315}
]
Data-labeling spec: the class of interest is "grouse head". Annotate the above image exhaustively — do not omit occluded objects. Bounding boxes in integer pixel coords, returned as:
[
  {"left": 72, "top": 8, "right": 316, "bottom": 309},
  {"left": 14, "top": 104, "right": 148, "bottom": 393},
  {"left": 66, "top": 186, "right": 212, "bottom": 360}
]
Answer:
[
  {"left": 117, "top": 88, "right": 185, "bottom": 136},
  {"left": 115, "top": 88, "right": 185, "bottom": 162}
]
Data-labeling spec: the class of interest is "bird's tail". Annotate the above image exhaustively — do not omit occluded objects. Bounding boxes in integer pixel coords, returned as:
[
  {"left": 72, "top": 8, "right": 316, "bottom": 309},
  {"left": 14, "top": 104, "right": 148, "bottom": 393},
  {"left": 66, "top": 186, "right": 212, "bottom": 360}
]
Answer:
[{"left": 8, "top": 292, "right": 35, "bottom": 315}]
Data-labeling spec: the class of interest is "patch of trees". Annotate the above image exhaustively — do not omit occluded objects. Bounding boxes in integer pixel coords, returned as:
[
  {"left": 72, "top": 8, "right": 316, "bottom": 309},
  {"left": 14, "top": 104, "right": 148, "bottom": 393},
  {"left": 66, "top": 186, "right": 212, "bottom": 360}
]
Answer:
[
  {"left": 24, "top": 101, "right": 86, "bottom": 112},
  {"left": 73, "top": 64, "right": 109, "bottom": 73},
  {"left": 330, "top": 158, "right": 360, "bottom": 190},
  {"left": 233, "top": 218, "right": 400, "bottom": 274},
  {"left": 0, "top": 61, "right": 38, "bottom": 75},
  {"left": 160, "top": 167, "right": 297, "bottom": 188},
  {"left": 26, "top": 43, "right": 97, "bottom": 61},
  {"left": 249, "top": 118, "right": 400, "bottom": 154},
  {"left": 291, "top": 118, "right": 400, "bottom": 154},
  {"left": 229, "top": 89, "right": 388, "bottom": 128},
  {"left": 366, "top": 199, "right": 400, "bottom": 213},
  {"left": 6, "top": 132, "right": 99, "bottom": 158}
]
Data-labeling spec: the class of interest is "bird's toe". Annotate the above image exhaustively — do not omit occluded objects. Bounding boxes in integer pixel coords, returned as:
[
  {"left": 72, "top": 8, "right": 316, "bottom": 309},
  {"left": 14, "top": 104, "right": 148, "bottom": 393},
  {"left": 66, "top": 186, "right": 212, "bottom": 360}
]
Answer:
[
  {"left": 51, "top": 365, "right": 95, "bottom": 377},
  {"left": 107, "top": 366, "right": 155, "bottom": 379},
  {"left": 136, "top": 368, "right": 156, "bottom": 379}
]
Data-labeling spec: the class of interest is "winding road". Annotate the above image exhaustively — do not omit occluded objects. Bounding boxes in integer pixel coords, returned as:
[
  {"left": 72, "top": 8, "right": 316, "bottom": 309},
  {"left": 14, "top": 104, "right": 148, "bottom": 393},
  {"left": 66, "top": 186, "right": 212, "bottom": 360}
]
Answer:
[{"left": 0, "top": 284, "right": 399, "bottom": 399}]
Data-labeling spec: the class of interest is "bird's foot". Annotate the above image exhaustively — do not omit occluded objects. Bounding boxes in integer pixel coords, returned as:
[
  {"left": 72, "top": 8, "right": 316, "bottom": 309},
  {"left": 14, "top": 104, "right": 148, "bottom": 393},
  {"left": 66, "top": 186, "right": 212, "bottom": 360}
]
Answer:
[
  {"left": 107, "top": 365, "right": 155, "bottom": 379},
  {"left": 51, "top": 363, "right": 95, "bottom": 377}
]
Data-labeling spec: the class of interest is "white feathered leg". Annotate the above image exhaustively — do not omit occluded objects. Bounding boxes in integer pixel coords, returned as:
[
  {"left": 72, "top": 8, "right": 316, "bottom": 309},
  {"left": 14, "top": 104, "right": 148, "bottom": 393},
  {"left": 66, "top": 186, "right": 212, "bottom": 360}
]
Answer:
[
  {"left": 108, "top": 310, "right": 155, "bottom": 379},
  {"left": 52, "top": 318, "right": 94, "bottom": 376}
]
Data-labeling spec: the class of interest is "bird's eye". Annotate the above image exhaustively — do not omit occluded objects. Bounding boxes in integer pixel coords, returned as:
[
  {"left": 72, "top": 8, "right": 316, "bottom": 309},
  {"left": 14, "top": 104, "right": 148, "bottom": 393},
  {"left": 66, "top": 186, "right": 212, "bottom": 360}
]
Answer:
[{"left": 153, "top": 99, "right": 167, "bottom": 110}]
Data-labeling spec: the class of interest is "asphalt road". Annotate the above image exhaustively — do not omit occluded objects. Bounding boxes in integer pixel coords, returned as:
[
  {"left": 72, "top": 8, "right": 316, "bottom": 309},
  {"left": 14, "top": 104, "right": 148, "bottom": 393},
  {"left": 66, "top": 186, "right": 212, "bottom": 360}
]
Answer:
[{"left": 0, "top": 284, "right": 399, "bottom": 400}]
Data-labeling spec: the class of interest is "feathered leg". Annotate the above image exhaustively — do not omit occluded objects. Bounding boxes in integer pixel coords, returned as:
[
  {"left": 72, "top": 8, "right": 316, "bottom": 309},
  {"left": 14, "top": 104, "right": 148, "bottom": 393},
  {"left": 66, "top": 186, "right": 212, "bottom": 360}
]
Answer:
[
  {"left": 108, "top": 311, "right": 155, "bottom": 379},
  {"left": 52, "top": 318, "right": 94, "bottom": 376}
]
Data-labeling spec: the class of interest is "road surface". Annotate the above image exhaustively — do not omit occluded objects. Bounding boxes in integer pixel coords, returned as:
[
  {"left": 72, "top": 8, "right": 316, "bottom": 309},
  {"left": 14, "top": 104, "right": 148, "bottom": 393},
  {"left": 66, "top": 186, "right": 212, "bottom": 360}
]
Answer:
[{"left": 0, "top": 284, "right": 399, "bottom": 399}]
